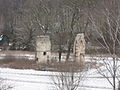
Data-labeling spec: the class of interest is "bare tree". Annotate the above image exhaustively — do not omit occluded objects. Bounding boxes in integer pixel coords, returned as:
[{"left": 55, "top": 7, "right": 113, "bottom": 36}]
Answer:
[
  {"left": 88, "top": 0, "right": 120, "bottom": 90},
  {"left": 51, "top": 62, "right": 86, "bottom": 90}
]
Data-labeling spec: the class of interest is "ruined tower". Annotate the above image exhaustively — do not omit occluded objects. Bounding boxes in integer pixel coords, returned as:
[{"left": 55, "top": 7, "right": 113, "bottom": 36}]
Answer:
[
  {"left": 73, "top": 33, "right": 85, "bottom": 63},
  {"left": 36, "top": 35, "right": 51, "bottom": 63}
]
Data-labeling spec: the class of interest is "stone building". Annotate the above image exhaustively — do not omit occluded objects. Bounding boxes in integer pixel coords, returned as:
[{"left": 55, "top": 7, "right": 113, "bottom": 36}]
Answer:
[
  {"left": 36, "top": 35, "right": 51, "bottom": 63},
  {"left": 36, "top": 34, "right": 85, "bottom": 63},
  {"left": 73, "top": 33, "right": 85, "bottom": 62}
]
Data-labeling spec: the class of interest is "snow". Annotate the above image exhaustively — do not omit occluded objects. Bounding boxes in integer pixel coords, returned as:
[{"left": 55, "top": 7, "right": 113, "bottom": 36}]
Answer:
[
  {"left": 0, "top": 54, "right": 35, "bottom": 60},
  {"left": 0, "top": 67, "right": 116, "bottom": 90},
  {"left": 0, "top": 56, "right": 119, "bottom": 90},
  {"left": 0, "top": 68, "right": 54, "bottom": 90}
]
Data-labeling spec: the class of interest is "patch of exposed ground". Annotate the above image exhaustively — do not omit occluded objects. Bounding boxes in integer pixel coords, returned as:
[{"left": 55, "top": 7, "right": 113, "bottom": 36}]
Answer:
[
  {"left": 0, "top": 59, "right": 39, "bottom": 69},
  {"left": 0, "top": 50, "right": 39, "bottom": 69}
]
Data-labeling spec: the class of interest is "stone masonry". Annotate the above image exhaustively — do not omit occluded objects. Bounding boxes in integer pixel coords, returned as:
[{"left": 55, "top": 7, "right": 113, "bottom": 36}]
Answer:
[
  {"left": 73, "top": 33, "right": 85, "bottom": 62},
  {"left": 36, "top": 34, "right": 85, "bottom": 63},
  {"left": 36, "top": 35, "right": 51, "bottom": 63}
]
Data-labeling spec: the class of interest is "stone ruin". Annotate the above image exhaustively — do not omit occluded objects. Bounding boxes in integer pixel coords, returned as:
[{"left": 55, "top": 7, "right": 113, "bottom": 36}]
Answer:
[
  {"left": 36, "top": 33, "right": 85, "bottom": 63},
  {"left": 36, "top": 35, "right": 51, "bottom": 63},
  {"left": 73, "top": 33, "right": 85, "bottom": 63}
]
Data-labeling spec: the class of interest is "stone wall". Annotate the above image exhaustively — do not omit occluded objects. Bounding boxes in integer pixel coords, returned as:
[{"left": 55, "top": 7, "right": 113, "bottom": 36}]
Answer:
[
  {"left": 36, "top": 35, "right": 51, "bottom": 63},
  {"left": 73, "top": 33, "right": 85, "bottom": 62},
  {"left": 36, "top": 34, "right": 85, "bottom": 63}
]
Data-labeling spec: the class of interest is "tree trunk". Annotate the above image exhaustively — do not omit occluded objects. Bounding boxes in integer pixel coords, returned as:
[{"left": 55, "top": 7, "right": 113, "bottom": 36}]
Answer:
[
  {"left": 113, "top": 57, "right": 116, "bottom": 90},
  {"left": 118, "top": 81, "right": 120, "bottom": 90},
  {"left": 66, "top": 42, "right": 72, "bottom": 61},
  {"left": 58, "top": 45, "right": 62, "bottom": 62}
]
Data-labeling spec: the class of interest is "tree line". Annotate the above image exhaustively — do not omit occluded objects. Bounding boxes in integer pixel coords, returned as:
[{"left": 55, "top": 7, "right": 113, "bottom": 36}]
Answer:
[
  {"left": 0, "top": 0, "right": 120, "bottom": 55},
  {"left": 1, "top": 0, "right": 120, "bottom": 90}
]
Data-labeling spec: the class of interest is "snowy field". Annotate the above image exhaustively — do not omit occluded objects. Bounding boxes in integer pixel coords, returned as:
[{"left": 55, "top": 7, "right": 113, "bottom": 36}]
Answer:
[
  {"left": 0, "top": 56, "right": 119, "bottom": 90},
  {"left": 0, "top": 67, "right": 116, "bottom": 90}
]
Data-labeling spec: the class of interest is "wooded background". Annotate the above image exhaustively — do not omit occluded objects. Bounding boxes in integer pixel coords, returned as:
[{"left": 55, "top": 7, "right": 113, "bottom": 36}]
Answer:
[{"left": 0, "top": 0, "right": 120, "bottom": 54}]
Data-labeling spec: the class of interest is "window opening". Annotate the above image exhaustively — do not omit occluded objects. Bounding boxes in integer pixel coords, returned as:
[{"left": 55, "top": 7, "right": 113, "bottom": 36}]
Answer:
[{"left": 43, "top": 52, "right": 46, "bottom": 55}]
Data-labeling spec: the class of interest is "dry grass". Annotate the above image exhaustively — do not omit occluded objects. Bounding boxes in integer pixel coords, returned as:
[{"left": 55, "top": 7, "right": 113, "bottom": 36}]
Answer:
[
  {"left": 0, "top": 51, "right": 102, "bottom": 71},
  {"left": 0, "top": 59, "right": 39, "bottom": 69},
  {"left": 0, "top": 50, "right": 39, "bottom": 69},
  {"left": 37, "top": 61, "right": 86, "bottom": 72}
]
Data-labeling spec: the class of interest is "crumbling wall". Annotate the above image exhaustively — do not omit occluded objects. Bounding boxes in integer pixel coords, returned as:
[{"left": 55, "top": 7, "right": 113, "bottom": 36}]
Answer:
[
  {"left": 36, "top": 35, "right": 51, "bottom": 63},
  {"left": 73, "top": 33, "right": 85, "bottom": 63}
]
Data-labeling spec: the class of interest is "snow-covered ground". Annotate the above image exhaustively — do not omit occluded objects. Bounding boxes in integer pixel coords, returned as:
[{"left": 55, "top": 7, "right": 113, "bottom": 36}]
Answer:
[
  {"left": 0, "top": 67, "right": 116, "bottom": 90},
  {"left": 0, "top": 55, "right": 119, "bottom": 90}
]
